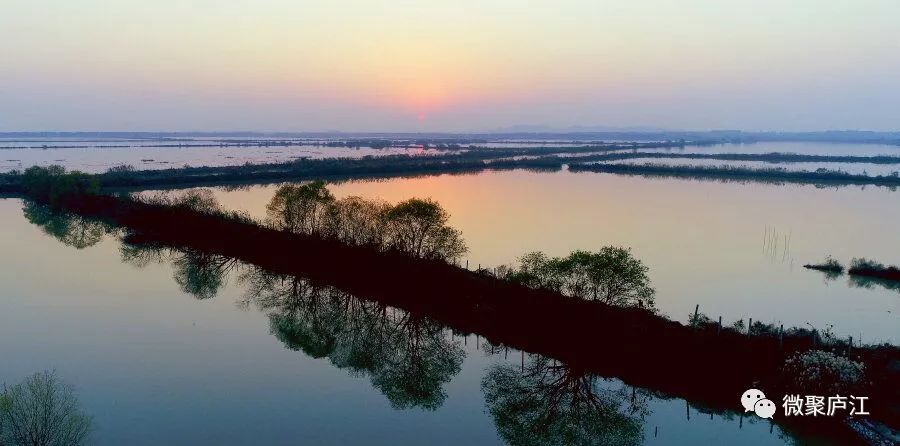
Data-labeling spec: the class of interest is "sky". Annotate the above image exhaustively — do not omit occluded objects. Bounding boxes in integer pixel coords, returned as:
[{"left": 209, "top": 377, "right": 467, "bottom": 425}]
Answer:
[{"left": 1, "top": 0, "right": 899, "bottom": 132}]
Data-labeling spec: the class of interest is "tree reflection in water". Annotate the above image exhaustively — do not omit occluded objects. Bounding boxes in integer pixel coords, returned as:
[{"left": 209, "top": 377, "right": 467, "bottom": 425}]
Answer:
[
  {"left": 19, "top": 203, "right": 891, "bottom": 445},
  {"left": 239, "top": 267, "right": 465, "bottom": 410},
  {"left": 849, "top": 274, "right": 900, "bottom": 293},
  {"left": 23, "top": 201, "right": 112, "bottom": 249},
  {"left": 482, "top": 356, "right": 648, "bottom": 446},
  {"left": 120, "top": 243, "right": 238, "bottom": 300}
]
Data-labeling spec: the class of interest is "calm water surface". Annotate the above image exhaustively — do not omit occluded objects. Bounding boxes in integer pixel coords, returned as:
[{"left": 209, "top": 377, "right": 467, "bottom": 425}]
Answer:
[
  {"left": 0, "top": 198, "right": 813, "bottom": 445},
  {"left": 3, "top": 140, "right": 899, "bottom": 174},
  {"left": 178, "top": 170, "right": 899, "bottom": 343},
  {"left": 0, "top": 144, "right": 445, "bottom": 173}
]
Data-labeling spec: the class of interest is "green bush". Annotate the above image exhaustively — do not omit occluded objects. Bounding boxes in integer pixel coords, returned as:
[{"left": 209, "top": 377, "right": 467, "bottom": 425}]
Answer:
[
  {"left": 509, "top": 248, "right": 655, "bottom": 309},
  {"left": 20, "top": 166, "right": 99, "bottom": 206}
]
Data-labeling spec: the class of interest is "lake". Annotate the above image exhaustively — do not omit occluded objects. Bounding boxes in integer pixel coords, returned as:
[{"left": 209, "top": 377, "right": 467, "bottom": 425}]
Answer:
[
  {"left": 1, "top": 141, "right": 898, "bottom": 445},
  {"left": 0, "top": 198, "right": 840, "bottom": 445},
  {"left": 150, "top": 168, "right": 900, "bottom": 343}
]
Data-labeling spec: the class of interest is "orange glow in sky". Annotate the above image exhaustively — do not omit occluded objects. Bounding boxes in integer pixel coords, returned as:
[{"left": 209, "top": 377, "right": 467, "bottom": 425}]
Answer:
[{"left": 2, "top": 0, "right": 899, "bottom": 131}]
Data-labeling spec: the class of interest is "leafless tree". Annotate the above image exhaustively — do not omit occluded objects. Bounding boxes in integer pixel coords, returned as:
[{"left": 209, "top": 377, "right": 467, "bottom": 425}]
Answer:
[{"left": 0, "top": 371, "right": 92, "bottom": 446}]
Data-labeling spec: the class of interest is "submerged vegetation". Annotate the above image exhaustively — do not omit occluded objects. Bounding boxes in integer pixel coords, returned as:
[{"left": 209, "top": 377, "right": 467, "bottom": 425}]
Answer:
[
  {"left": 568, "top": 162, "right": 900, "bottom": 188},
  {"left": 848, "top": 258, "right": 900, "bottom": 282},
  {"left": 802, "top": 256, "right": 900, "bottom": 290},
  {"left": 803, "top": 256, "right": 845, "bottom": 274},
  {"left": 566, "top": 151, "right": 900, "bottom": 165},
  {"left": 5, "top": 136, "right": 900, "bottom": 195}
]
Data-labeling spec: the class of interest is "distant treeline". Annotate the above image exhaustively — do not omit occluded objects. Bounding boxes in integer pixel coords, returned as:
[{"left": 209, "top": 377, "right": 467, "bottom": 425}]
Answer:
[
  {"left": 0, "top": 141, "right": 697, "bottom": 193},
  {"left": 5, "top": 141, "right": 900, "bottom": 194},
  {"left": 569, "top": 163, "right": 900, "bottom": 187},
  {"left": 566, "top": 152, "right": 900, "bottom": 165}
]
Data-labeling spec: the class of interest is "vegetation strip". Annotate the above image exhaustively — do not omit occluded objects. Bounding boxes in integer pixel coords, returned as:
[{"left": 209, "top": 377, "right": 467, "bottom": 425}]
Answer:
[
  {"left": 565, "top": 152, "right": 900, "bottom": 164},
  {"left": 569, "top": 162, "right": 900, "bottom": 187},
  {"left": 0, "top": 141, "right": 707, "bottom": 192}
]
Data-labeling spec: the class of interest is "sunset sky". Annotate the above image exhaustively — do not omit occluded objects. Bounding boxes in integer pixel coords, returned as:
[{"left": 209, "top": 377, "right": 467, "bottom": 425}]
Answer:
[{"left": 2, "top": 1, "right": 899, "bottom": 132}]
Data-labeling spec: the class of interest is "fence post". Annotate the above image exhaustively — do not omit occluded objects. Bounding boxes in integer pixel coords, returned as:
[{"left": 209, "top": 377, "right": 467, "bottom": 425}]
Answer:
[
  {"left": 747, "top": 318, "right": 753, "bottom": 339},
  {"left": 779, "top": 324, "right": 784, "bottom": 349},
  {"left": 692, "top": 304, "right": 699, "bottom": 328},
  {"left": 848, "top": 336, "right": 853, "bottom": 356},
  {"left": 717, "top": 316, "right": 722, "bottom": 335}
]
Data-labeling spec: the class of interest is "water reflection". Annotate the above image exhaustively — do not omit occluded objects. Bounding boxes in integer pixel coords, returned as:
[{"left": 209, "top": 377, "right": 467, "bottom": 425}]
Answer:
[
  {"left": 23, "top": 201, "right": 112, "bottom": 249},
  {"left": 92, "top": 234, "right": 658, "bottom": 439},
  {"left": 14, "top": 203, "right": 864, "bottom": 445},
  {"left": 483, "top": 357, "right": 647, "bottom": 446},
  {"left": 120, "top": 244, "right": 239, "bottom": 300},
  {"left": 249, "top": 268, "right": 467, "bottom": 409},
  {"left": 848, "top": 275, "right": 900, "bottom": 293}
]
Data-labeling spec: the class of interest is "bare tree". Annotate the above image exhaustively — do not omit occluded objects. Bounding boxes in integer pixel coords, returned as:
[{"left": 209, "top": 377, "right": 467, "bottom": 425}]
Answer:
[{"left": 0, "top": 371, "right": 92, "bottom": 446}]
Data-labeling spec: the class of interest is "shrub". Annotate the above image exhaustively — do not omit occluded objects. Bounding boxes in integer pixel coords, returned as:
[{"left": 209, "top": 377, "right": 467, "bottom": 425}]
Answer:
[
  {"left": 20, "top": 166, "right": 99, "bottom": 206},
  {"left": 783, "top": 350, "right": 865, "bottom": 394},
  {"left": 509, "top": 248, "right": 655, "bottom": 309},
  {"left": 803, "top": 256, "right": 844, "bottom": 273},
  {"left": 265, "top": 184, "right": 468, "bottom": 263},
  {"left": 266, "top": 181, "right": 335, "bottom": 234},
  {"left": 849, "top": 258, "right": 884, "bottom": 272}
]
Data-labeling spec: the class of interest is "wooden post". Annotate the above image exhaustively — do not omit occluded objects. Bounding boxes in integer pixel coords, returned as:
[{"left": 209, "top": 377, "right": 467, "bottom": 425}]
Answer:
[
  {"left": 692, "top": 304, "right": 699, "bottom": 328},
  {"left": 779, "top": 324, "right": 784, "bottom": 349},
  {"left": 747, "top": 318, "right": 753, "bottom": 339},
  {"left": 686, "top": 400, "right": 690, "bottom": 420},
  {"left": 465, "top": 260, "right": 468, "bottom": 269},
  {"left": 521, "top": 351, "right": 524, "bottom": 372},
  {"left": 504, "top": 346, "right": 508, "bottom": 360},
  {"left": 848, "top": 336, "right": 853, "bottom": 356},
  {"left": 717, "top": 316, "right": 722, "bottom": 335},
  {"left": 654, "top": 426, "right": 658, "bottom": 438}
]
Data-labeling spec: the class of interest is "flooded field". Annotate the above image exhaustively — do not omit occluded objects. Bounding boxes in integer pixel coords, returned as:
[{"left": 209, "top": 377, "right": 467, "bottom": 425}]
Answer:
[
  {"left": 0, "top": 199, "right": 842, "bottom": 445},
  {"left": 140, "top": 168, "right": 900, "bottom": 343}
]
